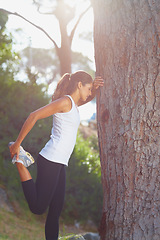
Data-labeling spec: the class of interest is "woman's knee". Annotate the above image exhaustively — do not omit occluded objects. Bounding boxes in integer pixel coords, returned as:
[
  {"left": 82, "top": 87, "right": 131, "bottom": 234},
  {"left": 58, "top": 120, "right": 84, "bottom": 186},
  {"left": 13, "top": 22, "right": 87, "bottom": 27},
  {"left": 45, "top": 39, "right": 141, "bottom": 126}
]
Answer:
[{"left": 29, "top": 204, "right": 47, "bottom": 215}]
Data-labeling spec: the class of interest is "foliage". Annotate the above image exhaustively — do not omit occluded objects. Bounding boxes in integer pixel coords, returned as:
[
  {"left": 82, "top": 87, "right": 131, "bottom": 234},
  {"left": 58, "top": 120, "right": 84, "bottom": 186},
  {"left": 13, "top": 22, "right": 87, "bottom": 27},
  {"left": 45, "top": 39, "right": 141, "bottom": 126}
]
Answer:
[
  {"left": 0, "top": 74, "right": 52, "bottom": 202},
  {"left": 0, "top": 15, "right": 52, "bottom": 202},
  {"left": 62, "top": 132, "right": 103, "bottom": 226},
  {"left": 0, "top": 12, "right": 19, "bottom": 80},
  {"left": 75, "top": 133, "right": 101, "bottom": 176}
]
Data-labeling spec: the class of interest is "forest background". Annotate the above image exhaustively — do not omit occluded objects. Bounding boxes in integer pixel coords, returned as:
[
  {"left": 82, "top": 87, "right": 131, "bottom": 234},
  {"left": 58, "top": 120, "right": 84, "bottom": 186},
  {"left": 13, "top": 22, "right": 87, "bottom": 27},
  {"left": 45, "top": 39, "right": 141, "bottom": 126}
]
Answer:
[{"left": 0, "top": 1, "right": 102, "bottom": 239}]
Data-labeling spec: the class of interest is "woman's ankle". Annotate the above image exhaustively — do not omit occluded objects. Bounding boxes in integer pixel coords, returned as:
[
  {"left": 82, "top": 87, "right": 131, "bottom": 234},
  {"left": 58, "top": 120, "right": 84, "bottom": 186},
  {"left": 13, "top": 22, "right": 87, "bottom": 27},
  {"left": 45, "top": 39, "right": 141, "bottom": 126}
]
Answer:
[{"left": 16, "top": 163, "right": 32, "bottom": 182}]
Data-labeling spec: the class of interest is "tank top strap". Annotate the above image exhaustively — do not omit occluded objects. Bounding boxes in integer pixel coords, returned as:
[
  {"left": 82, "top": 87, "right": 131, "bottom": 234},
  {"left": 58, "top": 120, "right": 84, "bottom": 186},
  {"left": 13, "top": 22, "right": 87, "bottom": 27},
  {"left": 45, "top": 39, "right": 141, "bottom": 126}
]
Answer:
[{"left": 65, "top": 95, "right": 75, "bottom": 107}]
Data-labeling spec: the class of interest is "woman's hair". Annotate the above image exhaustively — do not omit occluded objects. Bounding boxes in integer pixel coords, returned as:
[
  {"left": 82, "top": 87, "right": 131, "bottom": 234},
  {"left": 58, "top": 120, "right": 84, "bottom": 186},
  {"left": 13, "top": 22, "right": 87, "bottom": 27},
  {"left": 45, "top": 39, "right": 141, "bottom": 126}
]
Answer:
[{"left": 52, "top": 70, "right": 93, "bottom": 101}]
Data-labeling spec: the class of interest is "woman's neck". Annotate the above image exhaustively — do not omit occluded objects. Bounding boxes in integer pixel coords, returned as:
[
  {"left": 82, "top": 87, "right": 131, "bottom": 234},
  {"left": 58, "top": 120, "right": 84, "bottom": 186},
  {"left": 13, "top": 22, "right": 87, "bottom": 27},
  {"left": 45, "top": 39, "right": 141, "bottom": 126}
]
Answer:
[{"left": 70, "top": 91, "right": 80, "bottom": 106}]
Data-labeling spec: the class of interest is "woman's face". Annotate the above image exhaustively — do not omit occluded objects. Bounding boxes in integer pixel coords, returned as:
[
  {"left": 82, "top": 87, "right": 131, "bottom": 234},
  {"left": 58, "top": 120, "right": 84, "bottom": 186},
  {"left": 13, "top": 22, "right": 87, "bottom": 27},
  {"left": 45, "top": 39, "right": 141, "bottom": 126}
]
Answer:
[{"left": 79, "top": 82, "right": 93, "bottom": 101}]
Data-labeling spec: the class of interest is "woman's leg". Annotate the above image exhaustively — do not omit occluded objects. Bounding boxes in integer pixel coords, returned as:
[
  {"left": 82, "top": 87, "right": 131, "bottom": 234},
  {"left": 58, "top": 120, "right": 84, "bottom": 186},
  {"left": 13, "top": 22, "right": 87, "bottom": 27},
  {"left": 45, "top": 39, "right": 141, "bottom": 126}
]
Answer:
[
  {"left": 21, "top": 155, "right": 64, "bottom": 215},
  {"left": 16, "top": 163, "right": 32, "bottom": 182},
  {"left": 45, "top": 166, "right": 66, "bottom": 240}
]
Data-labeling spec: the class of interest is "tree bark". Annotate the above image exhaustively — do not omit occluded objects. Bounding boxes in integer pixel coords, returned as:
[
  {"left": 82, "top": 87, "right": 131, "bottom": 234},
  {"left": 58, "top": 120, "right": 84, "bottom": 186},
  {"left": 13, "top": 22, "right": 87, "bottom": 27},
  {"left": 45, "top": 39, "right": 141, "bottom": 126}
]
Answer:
[{"left": 93, "top": 0, "right": 160, "bottom": 239}]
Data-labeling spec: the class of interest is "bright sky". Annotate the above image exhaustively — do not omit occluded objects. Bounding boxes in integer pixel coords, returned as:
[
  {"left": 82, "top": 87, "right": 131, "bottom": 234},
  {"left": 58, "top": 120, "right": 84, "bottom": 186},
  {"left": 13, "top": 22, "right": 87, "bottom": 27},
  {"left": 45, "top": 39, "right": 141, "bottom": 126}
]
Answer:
[
  {"left": 0, "top": 0, "right": 95, "bottom": 59},
  {"left": 0, "top": 0, "right": 96, "bottom": 121}
]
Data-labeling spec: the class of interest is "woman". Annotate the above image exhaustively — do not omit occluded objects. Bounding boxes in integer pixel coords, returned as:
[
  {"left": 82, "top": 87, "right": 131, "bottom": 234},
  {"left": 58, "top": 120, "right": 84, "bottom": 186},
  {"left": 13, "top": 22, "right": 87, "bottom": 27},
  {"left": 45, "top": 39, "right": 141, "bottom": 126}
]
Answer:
[{"left": 9, "top": 70, "right": 103, "bottom": 240}]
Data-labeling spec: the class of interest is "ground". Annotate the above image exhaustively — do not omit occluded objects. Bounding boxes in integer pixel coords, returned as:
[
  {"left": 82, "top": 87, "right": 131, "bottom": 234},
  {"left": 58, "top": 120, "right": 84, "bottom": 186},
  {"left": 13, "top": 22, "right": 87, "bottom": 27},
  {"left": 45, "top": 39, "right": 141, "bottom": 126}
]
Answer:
[{"left": 0, "top": 207, "right": 97, "bottom": 240}]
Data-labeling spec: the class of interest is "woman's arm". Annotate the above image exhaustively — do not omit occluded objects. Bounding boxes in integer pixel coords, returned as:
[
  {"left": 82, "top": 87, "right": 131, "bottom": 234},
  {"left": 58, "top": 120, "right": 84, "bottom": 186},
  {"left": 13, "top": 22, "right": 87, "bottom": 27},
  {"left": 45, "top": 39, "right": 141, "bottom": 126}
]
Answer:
[
  {"left": 9, "top": 96, "right": 71, "bottom": 159},
  {"left": 78, "top": 76, "right": 104, "bottom": 106}
]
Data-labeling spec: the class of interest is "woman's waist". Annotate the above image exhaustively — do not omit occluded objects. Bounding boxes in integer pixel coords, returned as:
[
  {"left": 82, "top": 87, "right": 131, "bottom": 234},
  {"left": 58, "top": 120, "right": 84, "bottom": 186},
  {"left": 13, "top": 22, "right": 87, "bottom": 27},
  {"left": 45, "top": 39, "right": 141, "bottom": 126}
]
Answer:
[{"left": 47, "top": 135, "right": 76, "bottom": 151}]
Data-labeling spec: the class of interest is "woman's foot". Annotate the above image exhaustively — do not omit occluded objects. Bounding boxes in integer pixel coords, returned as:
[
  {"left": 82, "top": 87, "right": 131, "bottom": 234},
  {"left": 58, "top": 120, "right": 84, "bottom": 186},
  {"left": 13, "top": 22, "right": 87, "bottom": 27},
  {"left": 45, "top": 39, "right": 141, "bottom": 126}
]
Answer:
[{"left": 9, "top": 142, "right": 35, "bottom": 168}]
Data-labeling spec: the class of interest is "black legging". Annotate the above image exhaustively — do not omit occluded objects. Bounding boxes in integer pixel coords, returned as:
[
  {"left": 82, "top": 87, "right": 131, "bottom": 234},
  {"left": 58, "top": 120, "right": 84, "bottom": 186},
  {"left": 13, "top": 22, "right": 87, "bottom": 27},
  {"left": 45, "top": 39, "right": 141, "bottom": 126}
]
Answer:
[{"left": 21, "top": 155, "right": 66, "bottom": 240}]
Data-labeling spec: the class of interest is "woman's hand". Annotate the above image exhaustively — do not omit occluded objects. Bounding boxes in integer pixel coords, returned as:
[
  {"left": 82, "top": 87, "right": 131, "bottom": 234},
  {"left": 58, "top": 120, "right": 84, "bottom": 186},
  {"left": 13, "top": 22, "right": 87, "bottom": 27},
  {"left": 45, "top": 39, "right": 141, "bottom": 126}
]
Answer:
[
  {"left": 93, "top": 76, "right": 104, "bottom": 90},
  {"left": 9, "top": 142, "right": 20, "bottom": 160}
]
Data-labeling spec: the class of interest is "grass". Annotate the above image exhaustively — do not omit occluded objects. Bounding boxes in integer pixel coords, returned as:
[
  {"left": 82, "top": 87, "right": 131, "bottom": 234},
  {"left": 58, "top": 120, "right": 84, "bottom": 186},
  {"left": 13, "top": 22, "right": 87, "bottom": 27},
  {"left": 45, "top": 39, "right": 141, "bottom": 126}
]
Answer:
[
  {"left": 0, "top": 208, "right": 45, "bottom": 240},
  {"left": 0, "top": 208, "right": 86, "bottom": 240}
]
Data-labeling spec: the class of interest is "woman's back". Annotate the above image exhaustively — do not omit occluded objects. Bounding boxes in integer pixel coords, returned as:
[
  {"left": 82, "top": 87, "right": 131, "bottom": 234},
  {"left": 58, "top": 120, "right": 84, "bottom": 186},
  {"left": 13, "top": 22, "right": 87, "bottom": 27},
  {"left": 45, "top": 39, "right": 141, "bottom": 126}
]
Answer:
[{"left": 39, "top": 95, "right": 80, "bottom": 166}]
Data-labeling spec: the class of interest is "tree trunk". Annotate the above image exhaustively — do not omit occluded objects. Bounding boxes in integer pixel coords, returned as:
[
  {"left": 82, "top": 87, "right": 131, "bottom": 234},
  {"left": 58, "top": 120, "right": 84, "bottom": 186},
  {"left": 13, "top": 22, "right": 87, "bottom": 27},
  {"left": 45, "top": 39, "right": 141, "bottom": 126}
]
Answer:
[
  {"left": 93, "top": 0, "right": 160, "bottom": 239},
  {"left": 56, "top": 20, "right": 72, "bottom": 76},
  {"left": 57, "top": 44, "right": 71, "bottom": 76}
]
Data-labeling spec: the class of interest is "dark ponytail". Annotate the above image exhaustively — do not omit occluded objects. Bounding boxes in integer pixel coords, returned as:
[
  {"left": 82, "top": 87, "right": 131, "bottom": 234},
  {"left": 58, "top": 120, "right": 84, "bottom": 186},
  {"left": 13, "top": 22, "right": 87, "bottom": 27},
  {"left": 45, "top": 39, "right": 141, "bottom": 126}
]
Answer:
[
  {"left": 52, "top": 71, "right": 93, "bottom": 101},
  {"left": 52, "top": 73, "right": 71, "bottom": 101}
]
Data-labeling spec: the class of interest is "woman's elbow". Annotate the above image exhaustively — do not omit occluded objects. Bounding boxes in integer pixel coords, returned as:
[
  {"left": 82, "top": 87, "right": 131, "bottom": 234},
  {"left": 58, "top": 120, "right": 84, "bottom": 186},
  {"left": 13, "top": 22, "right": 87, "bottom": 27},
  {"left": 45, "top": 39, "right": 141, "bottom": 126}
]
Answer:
[{"left": 28, "top": 111, "right": 39, "bottom": 123}]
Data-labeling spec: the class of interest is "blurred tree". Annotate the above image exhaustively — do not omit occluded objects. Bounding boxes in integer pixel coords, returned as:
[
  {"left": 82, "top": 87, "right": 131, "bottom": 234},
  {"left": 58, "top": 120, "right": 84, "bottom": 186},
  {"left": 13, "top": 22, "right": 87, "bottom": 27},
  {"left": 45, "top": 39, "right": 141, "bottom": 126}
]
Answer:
[
  {"left": 93, "top": 0, "right": 160, "bottom": 239},
  {"left": 20, "top": 46, "right": 60, "bottom": 86},
  {"left": 0, "top": 0, "right": 92, "bottom": 76},
  {"left": 19, "top": 46, "right": 93, "bottom": 86}
]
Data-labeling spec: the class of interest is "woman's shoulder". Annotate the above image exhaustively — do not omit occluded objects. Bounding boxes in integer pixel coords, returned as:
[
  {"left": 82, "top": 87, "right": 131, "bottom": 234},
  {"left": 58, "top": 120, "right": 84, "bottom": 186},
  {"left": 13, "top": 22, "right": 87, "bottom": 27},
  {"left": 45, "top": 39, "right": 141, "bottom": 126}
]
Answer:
[
  {"left": 55, "top": 96, "right": 72, "bottom": 113},
  {"left": 60, "top": 95, "right": 72, "bottom": 104}
]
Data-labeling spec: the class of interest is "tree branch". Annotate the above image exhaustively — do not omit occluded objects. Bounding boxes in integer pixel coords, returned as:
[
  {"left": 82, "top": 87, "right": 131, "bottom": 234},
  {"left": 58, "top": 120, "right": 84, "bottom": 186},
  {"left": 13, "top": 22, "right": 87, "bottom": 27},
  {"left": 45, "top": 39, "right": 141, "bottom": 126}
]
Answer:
[
  {"left": 69, "top": 5, "right": 91, "bottom": 44},
  {"left": 33, "top": 0, "right": 55, "bottom": 15},
  {"left": 0, "top": 8, "right": 59, "bottom": 50}
]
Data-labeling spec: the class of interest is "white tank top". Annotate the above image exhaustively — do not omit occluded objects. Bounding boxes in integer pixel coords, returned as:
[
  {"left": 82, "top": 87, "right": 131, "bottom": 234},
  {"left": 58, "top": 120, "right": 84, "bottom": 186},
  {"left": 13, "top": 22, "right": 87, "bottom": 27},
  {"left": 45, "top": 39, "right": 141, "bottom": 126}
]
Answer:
[{"left": 39, "top": 95, "right": 80, "bottom": 166}]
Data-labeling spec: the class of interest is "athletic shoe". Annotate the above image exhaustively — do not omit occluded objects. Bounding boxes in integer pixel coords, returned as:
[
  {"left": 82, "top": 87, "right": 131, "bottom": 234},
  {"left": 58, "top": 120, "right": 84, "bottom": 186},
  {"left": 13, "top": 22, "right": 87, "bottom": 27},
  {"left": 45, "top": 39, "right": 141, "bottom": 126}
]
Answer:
[{"left": 8, "top": 142, "right": 35, "bottom": 168}]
